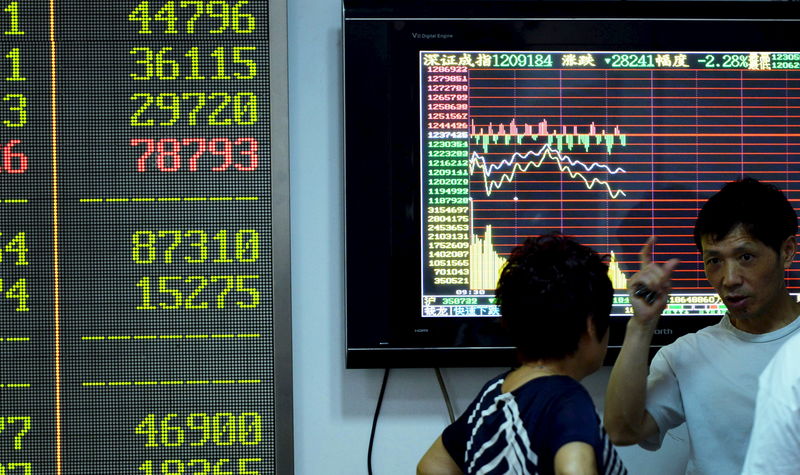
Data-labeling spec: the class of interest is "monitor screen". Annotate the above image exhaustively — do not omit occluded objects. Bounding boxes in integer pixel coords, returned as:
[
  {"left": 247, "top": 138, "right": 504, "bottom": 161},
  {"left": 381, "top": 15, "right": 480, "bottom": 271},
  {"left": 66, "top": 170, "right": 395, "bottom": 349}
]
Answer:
[
  {"left": 344, "top": 1, "right": 800, "bottom": 368},
  {"left": 420, "top": 49, "right": 799, "bottom": 318}
]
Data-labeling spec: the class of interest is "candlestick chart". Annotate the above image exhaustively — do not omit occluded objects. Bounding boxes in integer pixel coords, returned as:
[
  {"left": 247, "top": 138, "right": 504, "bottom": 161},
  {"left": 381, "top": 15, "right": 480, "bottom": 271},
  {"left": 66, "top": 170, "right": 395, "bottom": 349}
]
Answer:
[{"left": 421, "top": 52, "right": 800, "bottom": 318}]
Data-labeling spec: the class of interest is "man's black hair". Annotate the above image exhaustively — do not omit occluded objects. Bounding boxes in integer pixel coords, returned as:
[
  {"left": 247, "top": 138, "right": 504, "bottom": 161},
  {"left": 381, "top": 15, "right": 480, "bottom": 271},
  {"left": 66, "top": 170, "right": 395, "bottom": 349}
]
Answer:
[
  {"left": 495, "top": 233, "right": 613, "bottom": 362},
  {"left": 693, "top": 177, "right": 798, "bottom": 253}
]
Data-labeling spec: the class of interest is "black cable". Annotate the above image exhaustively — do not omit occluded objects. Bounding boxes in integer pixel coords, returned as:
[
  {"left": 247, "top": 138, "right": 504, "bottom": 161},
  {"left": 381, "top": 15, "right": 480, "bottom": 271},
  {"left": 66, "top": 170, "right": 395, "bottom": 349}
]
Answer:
[
  {"left": 434, "top": 367, "right": 456, "bottom": 423},
  {"left": 367, "top": 368, "right": 390, "bottom": 475}
]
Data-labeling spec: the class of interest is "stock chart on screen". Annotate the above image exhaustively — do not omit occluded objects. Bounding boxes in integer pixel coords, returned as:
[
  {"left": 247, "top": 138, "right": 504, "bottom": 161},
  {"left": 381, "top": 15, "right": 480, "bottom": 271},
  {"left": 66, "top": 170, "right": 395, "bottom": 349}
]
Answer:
[{"left": 420, "top": 51, "right": 800, "bottom": 320}]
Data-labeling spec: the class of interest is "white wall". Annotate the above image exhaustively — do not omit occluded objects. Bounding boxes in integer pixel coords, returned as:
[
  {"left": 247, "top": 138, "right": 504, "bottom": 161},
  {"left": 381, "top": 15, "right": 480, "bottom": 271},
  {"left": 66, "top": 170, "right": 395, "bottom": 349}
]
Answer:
[{"left": 288, "top": 1, "right": 689, "bottom": 473}]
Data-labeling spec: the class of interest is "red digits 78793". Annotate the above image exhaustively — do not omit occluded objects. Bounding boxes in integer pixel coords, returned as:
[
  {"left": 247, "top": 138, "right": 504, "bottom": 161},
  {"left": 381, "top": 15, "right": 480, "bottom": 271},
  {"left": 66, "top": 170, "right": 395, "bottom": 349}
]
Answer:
[{"left": 131, "top": 137, "right": 257, "bottom": 172}]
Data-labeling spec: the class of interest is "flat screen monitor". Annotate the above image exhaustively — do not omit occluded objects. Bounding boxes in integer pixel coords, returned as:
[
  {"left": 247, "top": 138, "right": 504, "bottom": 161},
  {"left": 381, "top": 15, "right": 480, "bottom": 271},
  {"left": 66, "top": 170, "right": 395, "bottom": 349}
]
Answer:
[{"left": 344, "top": 1, "right": 800, "bottom": 368}]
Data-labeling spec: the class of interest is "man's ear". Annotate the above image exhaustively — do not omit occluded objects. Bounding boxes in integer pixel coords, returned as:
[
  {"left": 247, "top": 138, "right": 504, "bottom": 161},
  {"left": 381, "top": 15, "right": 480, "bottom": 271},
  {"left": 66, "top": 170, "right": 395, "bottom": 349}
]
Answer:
[
  {"left": 585, "top": 314, "right": 597, "bottom": 341},
  {"left": 781, "top": 235, "right": 797, "bottom": 269}
]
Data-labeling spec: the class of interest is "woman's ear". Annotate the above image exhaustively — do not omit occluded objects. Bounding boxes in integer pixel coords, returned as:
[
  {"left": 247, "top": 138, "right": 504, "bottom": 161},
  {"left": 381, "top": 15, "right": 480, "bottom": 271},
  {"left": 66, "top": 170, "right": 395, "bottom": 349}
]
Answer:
[{"left": 585, "top": 314, "right": 597, "bottom": 341}]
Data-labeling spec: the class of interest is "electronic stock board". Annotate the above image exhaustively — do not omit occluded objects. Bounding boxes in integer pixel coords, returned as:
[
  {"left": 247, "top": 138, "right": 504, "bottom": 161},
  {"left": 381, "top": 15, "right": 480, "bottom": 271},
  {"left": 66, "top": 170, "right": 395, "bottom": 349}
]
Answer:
[{"left": 0, "top": 1, "right": 292, "bottom": 473}]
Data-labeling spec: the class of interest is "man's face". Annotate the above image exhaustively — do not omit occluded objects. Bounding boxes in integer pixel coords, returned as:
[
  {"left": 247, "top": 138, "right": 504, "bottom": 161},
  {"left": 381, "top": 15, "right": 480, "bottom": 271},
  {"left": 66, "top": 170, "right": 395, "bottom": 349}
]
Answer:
[{"left": 701, "top": 225, "right": 794, "bottom": 321}]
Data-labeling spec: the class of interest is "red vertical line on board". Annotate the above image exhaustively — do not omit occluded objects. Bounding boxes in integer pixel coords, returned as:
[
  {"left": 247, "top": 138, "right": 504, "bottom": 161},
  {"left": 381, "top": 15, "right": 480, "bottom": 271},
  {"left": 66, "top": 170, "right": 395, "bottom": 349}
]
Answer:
[
  {"left": 789, "top": 71, "right": 793, "bottom": 189},
  {"left": 650, "top": 70, "right": 656, "bottom": 242},
  {"left": 695, "top": 70, "right": 702, "bottom": 287},
  {"left": 512, "top": 68, "right": 519, "bottom": 244},
  {"left": 559, "top": 69, "right": 564, "bottom": 232},
  {"left": 740, "top": 71, "right": 745, "bottom": 175},
  {"left": 603, "top": 70, "right": 608, "bottom": 253},
  {"left": 49, "top": 0, "right": 63, "bottom": 472}
]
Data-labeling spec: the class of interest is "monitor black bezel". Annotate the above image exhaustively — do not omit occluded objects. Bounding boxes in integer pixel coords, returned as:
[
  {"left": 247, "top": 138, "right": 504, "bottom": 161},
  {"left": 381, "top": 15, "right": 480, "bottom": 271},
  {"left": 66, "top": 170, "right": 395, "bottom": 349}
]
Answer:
[{"left": 343, "top": 1, "right": 800, "bottom": 368}]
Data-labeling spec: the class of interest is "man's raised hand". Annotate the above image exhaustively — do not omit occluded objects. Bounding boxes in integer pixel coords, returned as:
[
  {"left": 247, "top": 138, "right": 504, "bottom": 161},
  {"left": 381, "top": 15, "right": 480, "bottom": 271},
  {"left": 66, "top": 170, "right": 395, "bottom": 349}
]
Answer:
[{"left": 627, "top": 236, "right": 680, "bottom": 325}]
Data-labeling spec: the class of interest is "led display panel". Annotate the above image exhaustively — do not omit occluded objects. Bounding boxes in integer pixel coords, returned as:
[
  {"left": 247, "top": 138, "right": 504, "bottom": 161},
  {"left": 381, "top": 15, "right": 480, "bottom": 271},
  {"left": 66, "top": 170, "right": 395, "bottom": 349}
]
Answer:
[{"left": 0, "top": 1, "right": 291, "bottom": 472}]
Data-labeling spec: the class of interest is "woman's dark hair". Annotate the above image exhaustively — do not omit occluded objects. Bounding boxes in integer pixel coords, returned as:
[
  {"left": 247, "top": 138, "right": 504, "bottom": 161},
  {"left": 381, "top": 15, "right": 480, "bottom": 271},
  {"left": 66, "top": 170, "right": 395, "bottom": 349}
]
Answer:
[
  {"left": 494, "top": 233, "right": 613, "bottom": 362},
  {"left": 693, "top": 177, "right": 798, "bottom": 253}
]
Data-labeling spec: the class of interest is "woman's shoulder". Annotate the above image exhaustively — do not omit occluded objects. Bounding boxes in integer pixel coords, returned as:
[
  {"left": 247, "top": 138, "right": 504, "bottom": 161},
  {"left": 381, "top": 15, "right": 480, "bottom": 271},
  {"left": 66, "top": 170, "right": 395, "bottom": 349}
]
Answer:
[{"left": 512, "top": 375, "right": 593, "bottom": 411}]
